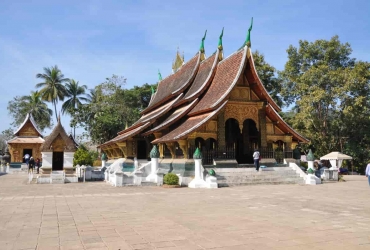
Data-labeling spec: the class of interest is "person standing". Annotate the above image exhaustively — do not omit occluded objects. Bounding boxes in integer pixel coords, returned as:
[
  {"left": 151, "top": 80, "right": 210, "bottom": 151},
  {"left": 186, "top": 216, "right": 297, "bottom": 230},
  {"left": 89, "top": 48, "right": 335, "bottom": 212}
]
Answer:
[
  {"left": 28, "top": 156, "right": 35, "bottom": 174},
  {"left": 36, "top": 158, "right": 41, "bottom": 174},
  {"left": 253, "top": 148, "right": 260, "bottom": 172},
  {"left": 365, "top": 162, "right": 370, "bottom": 186},
  {"left": 24, "top": 153, "right": 30, "bottom": 166}
]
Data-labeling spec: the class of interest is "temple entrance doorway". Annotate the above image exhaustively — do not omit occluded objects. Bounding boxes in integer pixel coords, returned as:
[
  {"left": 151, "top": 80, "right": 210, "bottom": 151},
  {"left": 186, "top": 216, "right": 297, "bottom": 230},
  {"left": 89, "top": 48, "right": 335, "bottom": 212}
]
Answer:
[
  {"left": 225, "top": 118, "right": 259, "bottom": 164},
  {"left": 137, "top": 140, "right": 147, "bottom": 159},
  {"left": 241, "top": 119, "right": 259, "bottom": 164},
  {"left": 22, "top": 149, "right": 32, "bottom": 163},
  {"left": 52, "top": 152, "right": 64, "bottom": 171}
]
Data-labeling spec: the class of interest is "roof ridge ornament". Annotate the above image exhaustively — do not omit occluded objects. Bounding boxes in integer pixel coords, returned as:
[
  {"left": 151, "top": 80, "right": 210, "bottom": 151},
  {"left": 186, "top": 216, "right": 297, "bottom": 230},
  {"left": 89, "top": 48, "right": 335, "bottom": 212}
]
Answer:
[
  {"left": 245, "top": 17, "right": 253, "bottom": 48},
  {"left": 218, "top": 27, "right": 224, "bottom": 61},
  {"left": 158, "top": 69, "right": 162, "bottom": 81},
  {"left": 218, "top": 27, "right": 224, "bottom": 50},
  {"left": 200, "top": 30, "right": 207, "bottom": 61}
]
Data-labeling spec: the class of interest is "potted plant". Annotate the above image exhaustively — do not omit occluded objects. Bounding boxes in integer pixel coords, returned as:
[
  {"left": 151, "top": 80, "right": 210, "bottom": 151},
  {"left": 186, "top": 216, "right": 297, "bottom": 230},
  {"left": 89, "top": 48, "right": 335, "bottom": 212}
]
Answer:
[{"left": 163, "top": 173, "right": 180, "bottom": 188}]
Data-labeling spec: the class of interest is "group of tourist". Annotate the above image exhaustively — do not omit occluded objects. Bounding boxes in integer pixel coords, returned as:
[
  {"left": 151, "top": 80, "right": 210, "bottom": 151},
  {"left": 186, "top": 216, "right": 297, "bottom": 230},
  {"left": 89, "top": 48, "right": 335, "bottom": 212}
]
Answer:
[{"left": 23, "top": 153, "right": 40, "bottom": 174}]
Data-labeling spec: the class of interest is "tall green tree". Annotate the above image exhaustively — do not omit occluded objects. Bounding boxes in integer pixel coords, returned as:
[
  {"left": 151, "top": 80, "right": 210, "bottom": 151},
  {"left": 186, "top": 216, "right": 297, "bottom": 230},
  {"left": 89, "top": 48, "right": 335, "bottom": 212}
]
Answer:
[
  {"left": 0, "top": 128, "right": 14, "bottom": 152},
  {"left": 62, "top": 79, "right": 88, "bottom": 137},
  {"left": 253, "top": 51, "right": 283, "bottom": 107},
  {"left": 7, "top": 91, "right": 53, "bottom": 131},
  {"left": 280, "top": 36, "right": 370, "bottom": 172},
  {"left": 35, "top": 65, "right": 69, "bottom": 120}
]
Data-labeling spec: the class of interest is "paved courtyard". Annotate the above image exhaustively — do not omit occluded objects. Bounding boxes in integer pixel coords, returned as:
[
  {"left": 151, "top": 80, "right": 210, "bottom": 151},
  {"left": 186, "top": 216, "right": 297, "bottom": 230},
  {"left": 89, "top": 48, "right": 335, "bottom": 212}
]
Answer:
[{"left": 0, "top": 172, "right": 369, "bottom": 250}]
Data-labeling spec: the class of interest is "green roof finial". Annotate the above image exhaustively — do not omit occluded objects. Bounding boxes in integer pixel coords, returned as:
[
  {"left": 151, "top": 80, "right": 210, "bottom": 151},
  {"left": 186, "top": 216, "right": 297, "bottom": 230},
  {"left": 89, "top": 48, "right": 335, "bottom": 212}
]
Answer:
[
  {"left": 307, "top": 149, "right": 315, "bottom": 161},
  {"left": 199, "top": 30, "right": 207, "bottom": 53},
  {"left": 150, "top": 145, "right": 160, "bottom": 158},
  {"left": 245, "top": 17, "right": 253, "bottom": 47},
  {"left": 158, "top": 69, "right": 162, "bottom": 81},
  {"left": 151, "top": 86, "right": 155, "bottom": 95},
  {"left": 193, "top": 147, "right": 202, "bottom": 159},
  {"left": 218, "top": 27, "right": 224, "bottom": 50}
]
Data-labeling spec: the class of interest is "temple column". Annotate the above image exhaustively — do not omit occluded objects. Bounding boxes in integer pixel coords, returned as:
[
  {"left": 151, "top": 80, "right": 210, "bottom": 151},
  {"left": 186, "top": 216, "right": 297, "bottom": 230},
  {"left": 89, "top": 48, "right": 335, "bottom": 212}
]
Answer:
[
  {"left": 154, "top": 132, "right": 164, "bottom": 158},
  {"left": 178, "top": 139, "right": 188, "bottom": 159},
  {"left": 165, "top": 142, "right": 175, "bottom": 159},
  {"left": 258, "top": 102, "right": 267, "bottom": 147},
  {"left": 217, "top": 112, "right": 225, "bottom": 147},
  {"left": 127, "top": 140, "right": 134, "bottom": 158}
]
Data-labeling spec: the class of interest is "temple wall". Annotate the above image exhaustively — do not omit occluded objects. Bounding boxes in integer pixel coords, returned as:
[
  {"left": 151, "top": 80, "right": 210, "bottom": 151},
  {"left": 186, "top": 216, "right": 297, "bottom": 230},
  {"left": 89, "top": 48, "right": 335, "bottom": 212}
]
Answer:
[{"left": 8, "top": 143, "right": 43, "bottom": 162}]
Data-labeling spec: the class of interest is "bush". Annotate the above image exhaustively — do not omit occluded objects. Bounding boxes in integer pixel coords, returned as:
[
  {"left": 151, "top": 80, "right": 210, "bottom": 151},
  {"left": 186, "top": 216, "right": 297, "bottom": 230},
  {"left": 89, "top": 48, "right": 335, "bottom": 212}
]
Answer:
[
  {"left": 164, "top": 173, "right": 179, "bottom": 185},
  {"left": 73, "top": 146, "right": 93, "bottom": 166}
]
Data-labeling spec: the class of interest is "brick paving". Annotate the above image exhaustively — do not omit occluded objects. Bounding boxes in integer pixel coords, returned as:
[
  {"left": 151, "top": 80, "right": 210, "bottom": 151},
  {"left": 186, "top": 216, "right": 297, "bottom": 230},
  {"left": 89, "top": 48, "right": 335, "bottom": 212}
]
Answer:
[{"left": 0, "top": 172, "right": 370, "bottom": 250}]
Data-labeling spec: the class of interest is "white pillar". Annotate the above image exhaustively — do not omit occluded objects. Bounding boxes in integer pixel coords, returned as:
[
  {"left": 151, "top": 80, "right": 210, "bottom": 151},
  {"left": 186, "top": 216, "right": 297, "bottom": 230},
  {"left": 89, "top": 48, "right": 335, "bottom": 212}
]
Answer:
[
  {"left": 146, "top": 158, "right": 159, "bottom": 182},
  {"left": 188, "top": 159, "right": 207, "bottom": 188},
  {"left": 307, "top": 160, "right": 314, "bottom": 171}
]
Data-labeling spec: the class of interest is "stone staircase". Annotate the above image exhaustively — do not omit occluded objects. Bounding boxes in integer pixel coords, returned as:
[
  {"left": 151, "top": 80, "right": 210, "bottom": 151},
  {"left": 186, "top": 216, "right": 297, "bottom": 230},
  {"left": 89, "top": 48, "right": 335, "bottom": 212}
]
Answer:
[{"left": 206, "top": 166, "right": 304, "bottom": 187}]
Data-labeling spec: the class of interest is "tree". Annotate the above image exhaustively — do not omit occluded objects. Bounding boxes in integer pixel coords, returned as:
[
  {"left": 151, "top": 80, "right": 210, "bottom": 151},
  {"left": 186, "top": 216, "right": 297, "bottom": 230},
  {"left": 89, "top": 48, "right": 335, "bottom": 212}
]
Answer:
[
  {"left": 36, "top": 65, "right": 69, "bottom": 120},
  {"left": 253, "top": 51, "right": 283, "bottom": 107},
  {"left": 0, "top": 128, "right": 14, "bottom": 152},
  {"left": 280, "top": 36, "right": 370, "bottom": 172},
  {"left": 73, "top": 145, "right": 93, "bottom": 166},
  {"left": 7, "top": 91, "right": 53, "bottom": 131},
  {"left": 62, "top": 79, "right": 88, "bottom": 137},
  {"left": 71, "top": 75, "right": 154, "bottom": 144}
]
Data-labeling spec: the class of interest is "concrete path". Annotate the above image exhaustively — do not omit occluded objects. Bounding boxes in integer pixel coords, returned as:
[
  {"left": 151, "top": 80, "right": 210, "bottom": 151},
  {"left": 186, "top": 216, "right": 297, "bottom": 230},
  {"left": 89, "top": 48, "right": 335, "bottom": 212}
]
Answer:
[{"left": 0, "top": 172, "right": 369, "bottom": 250}]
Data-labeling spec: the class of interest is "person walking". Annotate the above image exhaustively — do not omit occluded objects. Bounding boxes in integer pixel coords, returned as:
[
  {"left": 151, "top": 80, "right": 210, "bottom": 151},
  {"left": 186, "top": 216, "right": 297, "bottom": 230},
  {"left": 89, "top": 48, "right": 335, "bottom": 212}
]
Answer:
[
  {"left": 36, "top": 158, "right": 41, "bottom": 174},
  {"left": 24, "top": 153, "right": 30, "bottom": 166},
  {"left": 253, "top": 148, "right": 260, "bottom": 172},
  {"left": 365, "top": 162, "right": 370, "bottom": 186},
  {"left": 28, "top": 156, "right": 35, "bottom": 174}
]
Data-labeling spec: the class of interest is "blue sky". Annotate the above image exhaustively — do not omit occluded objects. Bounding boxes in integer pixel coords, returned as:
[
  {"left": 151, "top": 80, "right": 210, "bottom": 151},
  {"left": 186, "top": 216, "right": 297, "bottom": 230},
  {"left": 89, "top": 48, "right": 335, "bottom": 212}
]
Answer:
[{"left": 0, "top": 0, "right": 369, "bottom": 137}]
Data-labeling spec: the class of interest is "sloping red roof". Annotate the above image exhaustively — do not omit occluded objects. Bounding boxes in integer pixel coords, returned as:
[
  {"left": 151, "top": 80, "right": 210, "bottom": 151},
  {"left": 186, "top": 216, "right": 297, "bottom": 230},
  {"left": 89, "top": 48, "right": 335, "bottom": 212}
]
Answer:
[
  {"left": 266, "top": 104, "right": 309, "bottom": 143},
  {"left": 103, "top": 122, "right": 152, "bottom": 146},
  {"left": 153, "top": 101, "right": 227, "bottom": 143},
  {"left": 179, "top": 52, "right": 218, "bottom": 105},
  {"left": 247, "top": 52, "right": 281, "bottom": 112},
  {"left": 189, "top": 47, "right": 246, "bottom": 116},
  {"left": 8, "top": 137, "right": 44, "bottom": 144},
  {"left": 144, "top": 98, "right": 199, "bottom": 136},
  {"left": 142, "top": 53, "right": 200, "bottom": 114}
]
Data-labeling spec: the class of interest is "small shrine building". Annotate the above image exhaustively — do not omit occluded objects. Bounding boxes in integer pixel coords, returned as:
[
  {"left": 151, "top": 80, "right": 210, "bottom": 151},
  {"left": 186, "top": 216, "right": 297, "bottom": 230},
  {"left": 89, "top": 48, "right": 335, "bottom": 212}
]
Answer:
[
  {"left": 100, "top": 23, "right": 308, "bottom": 165},
  {"left": 7, "top": 113, "right": 44, "bottom": 164}
]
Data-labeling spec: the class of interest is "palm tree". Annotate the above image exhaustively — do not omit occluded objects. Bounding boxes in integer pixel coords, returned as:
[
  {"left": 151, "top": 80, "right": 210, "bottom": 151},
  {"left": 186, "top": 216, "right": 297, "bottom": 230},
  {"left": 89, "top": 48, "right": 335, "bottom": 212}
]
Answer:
[
  {"left": 36, "top": 65, "right": 69, "bottom": 121},
  {"left": 62, "top": 79, "right": 88, "bottom": 137},
  {"left": 20, "top": 91, "right": 53, "bottom": 131}
]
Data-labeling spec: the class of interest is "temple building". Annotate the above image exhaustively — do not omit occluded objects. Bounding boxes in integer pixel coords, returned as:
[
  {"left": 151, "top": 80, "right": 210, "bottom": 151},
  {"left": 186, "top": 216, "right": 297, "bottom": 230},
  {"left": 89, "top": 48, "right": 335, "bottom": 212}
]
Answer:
[
  {"left": 100, "top": 22, "right": 308, "bottom": 166},
  {"left": 7, "top": 113, "right": 44, "bottom": 165}
]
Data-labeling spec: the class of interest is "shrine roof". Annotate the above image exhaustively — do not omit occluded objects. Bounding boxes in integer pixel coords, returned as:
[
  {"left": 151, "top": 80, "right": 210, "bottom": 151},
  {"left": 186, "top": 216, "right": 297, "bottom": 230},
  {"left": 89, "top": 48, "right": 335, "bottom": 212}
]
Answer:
[
  {"left": 132, "top": 94, "right": 183, "bottom": 126},
  {"left": 248, "top": 52, "right": 281, "bottom": 112},
  {"left": 142, "top": 53, "right": 200, "bottom": 114},
  {"left": 7, "top": 136, "right": 44, "bottom": 144},
  {"left": 14, "top": 113, "right": 43, "bottom": 137},
  {"left": 41, "top": 118, "right": 78, "bottom": 152},
  {"left": 108, "top": 122, "right": 151, "bottom": 145},
  {"left": 144, "top": 98, "right": 199, "bottom": 136},
  {"left": 153, "top": 101, "right": 227, "bottom": 143},
  {"left": 180, "top": 52, "right": 218, "bottom": 104},
  {"left": 189, "top": 47, "right": 246, "bottom": 116},
  {"left": 266, "top": 104, "right": 309, "bottom": 143}
]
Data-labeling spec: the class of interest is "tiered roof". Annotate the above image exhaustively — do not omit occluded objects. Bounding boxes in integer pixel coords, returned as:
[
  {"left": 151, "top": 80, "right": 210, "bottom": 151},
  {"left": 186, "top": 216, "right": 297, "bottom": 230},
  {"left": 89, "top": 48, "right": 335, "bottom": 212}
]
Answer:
[
  {"left": 8, "top": 113, "right": 44, "bottom": 144},
  {"left": 41, "top": 117, "right": 77, "bottom": 152},
  {"left": 101, "top": 26, "right": 308, "bottom": 148}
]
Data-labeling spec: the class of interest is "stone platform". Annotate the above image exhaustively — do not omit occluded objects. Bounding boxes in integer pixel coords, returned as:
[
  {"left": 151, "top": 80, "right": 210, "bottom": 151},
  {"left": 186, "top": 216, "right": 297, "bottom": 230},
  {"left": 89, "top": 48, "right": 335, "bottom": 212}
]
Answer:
[{"left": 0, "top": 173, "right": 369, "bottom": 250}]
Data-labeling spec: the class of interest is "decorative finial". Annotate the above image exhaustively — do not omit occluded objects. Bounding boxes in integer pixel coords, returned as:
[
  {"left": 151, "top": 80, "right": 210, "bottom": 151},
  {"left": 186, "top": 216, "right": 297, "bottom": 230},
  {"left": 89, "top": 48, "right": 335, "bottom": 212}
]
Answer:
[
  {"left": 151, "top": 86, "right": 155, "bottom": 95},
  {"left": 58, "top": 112, "right": 61, "bottom": 123},
  {"left": 149, "top": 145, "right": 160, "bottom": 158},
  {"left": 245, "top": 17, "right": 253, "bottom": 47},
  {"left": 199, "top": 30, "right": 207, "bottom": 53},
  {"left": 193, "top": 147, "right": 202, "bottom": 159},
  {"left": 125, "top": 121, "right": 128, "bottom": 129},
  {"left": 307, "top": 149, "right": 315, "bottom": 161},
  {"left": 158, "top": 69, "right": 162, "bottom": 81},
  {"left": 218, "top": 27, "right": 224, "bottom": 50}
]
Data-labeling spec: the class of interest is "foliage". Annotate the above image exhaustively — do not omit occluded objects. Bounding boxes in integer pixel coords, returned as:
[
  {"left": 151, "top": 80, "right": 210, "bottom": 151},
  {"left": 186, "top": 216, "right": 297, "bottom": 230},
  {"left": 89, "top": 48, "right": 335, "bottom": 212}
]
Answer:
[
  {"left": 62, "top": 79, "right": 88, "bottom": 137},
  {"left": 71, "top": 75, "right": 155, "bottom": 144},
  {"left": 279, "top": 36, "right": 370, "bottom": 173},
  {"left": 7, "top": 91, "right": 53, "bottom": 131},
  {"left": 0, "top": 128, "right": 14, "bottom": 152},
  {"left": 73, "top": 145, "right": 93, "bottom": 166},
  {"left": 36, "top": 65, "right": 69, "bottom": 120},
  {"left": 164, "top": 173, "right": 179, "bottom": 185},
  {"left": 253, "top": 51, "right": 283, "bottom": 107}
]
